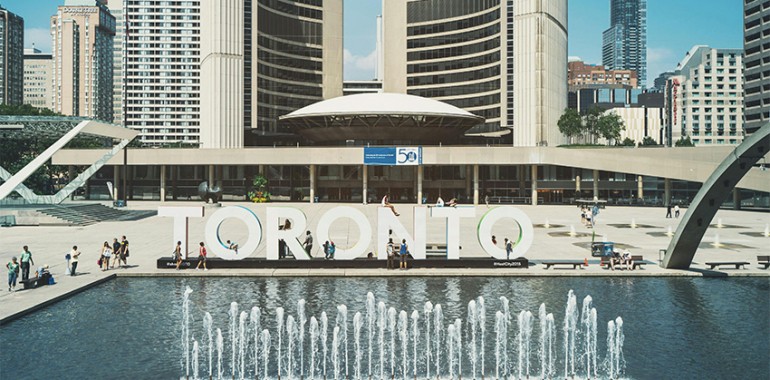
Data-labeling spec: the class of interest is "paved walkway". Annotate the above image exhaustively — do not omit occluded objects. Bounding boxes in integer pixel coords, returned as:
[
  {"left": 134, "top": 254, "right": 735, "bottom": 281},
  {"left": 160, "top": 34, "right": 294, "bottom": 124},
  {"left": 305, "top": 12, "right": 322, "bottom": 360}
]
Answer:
[{"left": 1, "top": 201, "right": 768, "bottom": 323}]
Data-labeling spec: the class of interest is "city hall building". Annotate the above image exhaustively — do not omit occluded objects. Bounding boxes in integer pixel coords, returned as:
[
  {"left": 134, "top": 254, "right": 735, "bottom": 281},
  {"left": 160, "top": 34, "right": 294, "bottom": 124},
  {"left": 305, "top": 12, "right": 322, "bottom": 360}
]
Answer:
[{"left": 26, "top": 1, "right": 770, "bottom": 208}]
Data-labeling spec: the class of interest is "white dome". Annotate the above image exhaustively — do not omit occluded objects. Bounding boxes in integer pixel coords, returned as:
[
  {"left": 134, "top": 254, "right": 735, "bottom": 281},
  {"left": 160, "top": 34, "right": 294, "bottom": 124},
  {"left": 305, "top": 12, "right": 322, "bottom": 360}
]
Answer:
[{"left": 281, "top": 92, "right": 481, "bottom": 120}]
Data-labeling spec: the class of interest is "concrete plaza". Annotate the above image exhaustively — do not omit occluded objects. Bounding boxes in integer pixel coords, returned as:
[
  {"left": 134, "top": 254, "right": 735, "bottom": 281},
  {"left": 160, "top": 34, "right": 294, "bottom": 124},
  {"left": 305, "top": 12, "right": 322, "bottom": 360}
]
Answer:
[{"left": 1, "top": 201, "right": 768, "bottom": 322}]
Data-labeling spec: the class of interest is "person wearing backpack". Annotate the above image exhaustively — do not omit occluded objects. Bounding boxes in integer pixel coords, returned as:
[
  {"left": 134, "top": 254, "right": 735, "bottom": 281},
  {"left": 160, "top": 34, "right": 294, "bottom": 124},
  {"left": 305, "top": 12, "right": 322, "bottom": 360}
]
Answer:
[{"left": 399, "top": 239, "right": 408, "bottom": 270}]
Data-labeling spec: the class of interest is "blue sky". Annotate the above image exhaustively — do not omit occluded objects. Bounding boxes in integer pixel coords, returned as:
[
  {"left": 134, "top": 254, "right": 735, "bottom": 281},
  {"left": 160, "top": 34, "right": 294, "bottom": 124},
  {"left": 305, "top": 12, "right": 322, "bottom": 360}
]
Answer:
[{"left": 6, "top": 0, "right": 742, "bottom": 84}]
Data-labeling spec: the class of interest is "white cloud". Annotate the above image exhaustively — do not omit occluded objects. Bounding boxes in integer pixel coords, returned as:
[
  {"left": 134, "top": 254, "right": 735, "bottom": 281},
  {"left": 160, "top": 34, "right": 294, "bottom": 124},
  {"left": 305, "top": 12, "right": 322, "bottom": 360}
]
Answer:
[
  {"left": 647, "top": 47, "right": 678, "bottom": 82},
  {"left": 25, "top": 28, "right": 52, "bottom": 52},
  {"left": 344, "top": 48, "right": 377, "bottom": 81}
]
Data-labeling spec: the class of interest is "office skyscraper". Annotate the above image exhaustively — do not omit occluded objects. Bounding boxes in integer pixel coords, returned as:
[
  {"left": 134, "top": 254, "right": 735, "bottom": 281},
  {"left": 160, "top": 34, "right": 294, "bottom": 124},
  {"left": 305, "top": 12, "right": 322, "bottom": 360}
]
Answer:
[
  {"left": 744, "top": 0, "right": 770, "bottom": 134},
  {"left": 602, "top": 0, "right": 646, "bottom": 86},
  {"left": 23, "top": 47, "right": 53, "bottom": 109},
  {"left": 383, "top": 0, "right": 567, "bottom": 147},
  {"left": 0, "top": 6, "right": 24, "bottom": 106}
]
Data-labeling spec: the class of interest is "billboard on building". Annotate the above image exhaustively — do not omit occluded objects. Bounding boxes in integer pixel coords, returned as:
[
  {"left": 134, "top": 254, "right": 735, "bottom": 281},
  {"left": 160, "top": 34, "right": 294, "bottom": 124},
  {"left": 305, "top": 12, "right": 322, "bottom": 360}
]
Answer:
[{"left": 363, "top": 147, "right": 422, "bottom": 166}]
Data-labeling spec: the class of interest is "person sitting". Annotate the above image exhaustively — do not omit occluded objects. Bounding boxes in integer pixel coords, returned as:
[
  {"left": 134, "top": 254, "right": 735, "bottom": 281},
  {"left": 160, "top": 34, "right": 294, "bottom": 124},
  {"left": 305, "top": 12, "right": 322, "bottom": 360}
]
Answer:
[
  {"left": 610, "top": 249, "right": 622, "bottom": 271},
  {"left": 35, "top": 265, "right": 51, "bottom": 285},
  {"left": 446, "top": 198, "right": 458, "bottom": 207},
  {"left": 381, "top": 194, "right": 399, "bottom": 216},
  {"left": 226, "top": 240, "right": 239, "bottom": 254},
  {"left": 435, "top": 196, "right": 445, "bottom": 207},
  {"left": 621, "top": 249, "right": 633, "bottom": 270}
]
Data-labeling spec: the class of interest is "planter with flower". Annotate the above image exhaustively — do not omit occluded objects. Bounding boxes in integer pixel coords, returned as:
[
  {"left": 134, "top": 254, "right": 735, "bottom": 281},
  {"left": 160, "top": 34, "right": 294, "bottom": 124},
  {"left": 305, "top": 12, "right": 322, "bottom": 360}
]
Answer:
[{"left": 247, "top": 174, "right": 271, "bottom": 203}]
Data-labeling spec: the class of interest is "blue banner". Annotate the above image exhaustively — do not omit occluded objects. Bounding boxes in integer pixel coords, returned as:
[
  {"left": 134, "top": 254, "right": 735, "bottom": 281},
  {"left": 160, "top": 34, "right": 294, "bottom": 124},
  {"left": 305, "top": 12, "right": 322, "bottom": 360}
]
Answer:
[{"left": 364, "top": 147, "right": 422, "bottom": 166}]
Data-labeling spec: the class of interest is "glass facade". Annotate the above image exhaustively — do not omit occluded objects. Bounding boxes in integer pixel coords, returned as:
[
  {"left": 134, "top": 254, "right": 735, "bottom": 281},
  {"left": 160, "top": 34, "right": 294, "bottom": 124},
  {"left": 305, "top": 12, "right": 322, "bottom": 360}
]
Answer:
[
  {"left": 601, "top": 0, "right": 646, "bottom": 86},
  {"left": 404, "top": 1, "right": 504, "bottom": 135}
]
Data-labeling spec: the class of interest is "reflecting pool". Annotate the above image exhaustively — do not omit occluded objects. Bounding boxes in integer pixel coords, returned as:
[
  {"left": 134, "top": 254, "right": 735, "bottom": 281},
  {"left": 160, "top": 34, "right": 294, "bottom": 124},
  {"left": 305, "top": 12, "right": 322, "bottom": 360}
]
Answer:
[{"left": 0, "top": 277, "right": 768, "bottom": 379}]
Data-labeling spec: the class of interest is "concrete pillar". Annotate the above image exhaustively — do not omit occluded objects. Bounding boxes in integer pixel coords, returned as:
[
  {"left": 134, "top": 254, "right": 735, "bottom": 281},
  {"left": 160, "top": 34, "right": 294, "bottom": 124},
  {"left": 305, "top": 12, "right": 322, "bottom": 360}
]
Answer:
[
  {"left": 172, "top": 166, "right": 178, "bottom": 200},
  {"left": 208, "top": 165, "right": 215, "bottom": 186},
  {"left": 362, "top": 165, "right": 368, "bottom": 205},
  {"left": 518, "top": 165, "right": 526, "bottom": 198},
  {"left": 465, "top": 165, "right": 471, "bottom": 199},
  {"left": 473, "top": 164, "right": 479, "bottom": 205},
  {"left": 733, "top": 189, "right": 741, "bottom": 210},
  {"left": 112, "top": 166, "right": 119, "bottom": 201},
  {"left": 309, "top": 164, "right": 316, "bottom": 203},
  {"left": 160, "top": 165, "right": 166, "bottom": 202},
  {"left": 531, "top": 165, "right": 538, "bottom": 206},
  {"left": 637, "top": 175, "right": 643, "bottom": 199},
  {"left": 664, "top": 178, "right": 672, "bottom": 206},
  {"left": 593, "top": 169, "right": 599, "bottom": 201},
  {"left": 575, "top": 174, "right": 581, "bottom": 192},
  {"left": 258, "top": 164, "right": 265, "bottom": 175},
  {"left": 417, "top": 165, "right": 423, "bottom": 205}
]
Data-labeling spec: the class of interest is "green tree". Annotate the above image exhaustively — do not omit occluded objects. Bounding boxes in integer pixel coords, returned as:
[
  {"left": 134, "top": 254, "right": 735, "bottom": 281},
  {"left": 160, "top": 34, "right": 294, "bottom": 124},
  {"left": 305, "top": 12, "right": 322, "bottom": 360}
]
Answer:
[
  {"left": 583, "top": 106, "right": 603, "bottom": 143},
  {"left": 675, "top": 136, "right": 695, "bottom": 147},
  {"left": 0, "top": 104, "right": 60, "bottom": 116},
  {"left": 597, "top": 112, "right": 625, "bottom": 145},
  {"left": 557, "top": 108, "right": 583, "bottom": 144},
  {"left": 640, "top": 136, "right": 659, "bottom": 146},
  {"left": 617, "top": 137, "right": 636, "bottom": 147}
]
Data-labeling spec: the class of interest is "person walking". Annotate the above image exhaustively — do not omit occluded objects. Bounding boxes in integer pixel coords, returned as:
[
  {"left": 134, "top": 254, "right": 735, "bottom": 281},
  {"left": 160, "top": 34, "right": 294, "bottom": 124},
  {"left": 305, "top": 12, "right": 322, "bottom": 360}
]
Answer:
[
  {"left": 591, "top": 204, "right": 599, "bottom": 227},
  {"left": 196, "top": 242, "right": 208, "bottom": 271},
  {"left": 666, "top": 204, "right": 672, "bottom": 218},
  {"left": 7, "top": 257, "right": 19, "bottom": 291},
  {"left": 504, "top": 238, "right": 513, "bottom": 260},
  {"left": 674, "top": 204, "right": 680, "bottom": 218},
  {"left": 19, "top": 245, "right": 34, "bottom": 281},
  {"left": 117, "top": 235, "right": 129, "bottom": 268},
  {"left": 302, "top": 231, "right": 314, "bottom": 256},
  {"left": 70, "top": 245, "right": 81, "bottom": 276},
  {"left": 174, "top": 241, "right": 184, "bottom": 270},
  {"left": 399, "top": 239, "right": 408, "bottom": 270},
  {"left": 386, "top": 238, "right": 396, "bottom": 270}
]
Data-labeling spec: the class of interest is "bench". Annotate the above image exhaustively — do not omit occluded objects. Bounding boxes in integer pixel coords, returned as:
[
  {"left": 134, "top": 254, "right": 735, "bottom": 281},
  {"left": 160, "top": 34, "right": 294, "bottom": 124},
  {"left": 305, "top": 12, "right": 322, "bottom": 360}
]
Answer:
[
  {"left": 705, "top": 261, "right": 749, "bottom": 270},
  {"left": 20, "top": 273, "right": 50, "bottom": 289},
  {"left": 542, "top": 260, "right": 585, "bottom": 269},
  {"left": 758, "top": 256, "right": 770, "bottom": 269},
  {"left": 600, "top": 255, "right": 647, "bottom": 270}
]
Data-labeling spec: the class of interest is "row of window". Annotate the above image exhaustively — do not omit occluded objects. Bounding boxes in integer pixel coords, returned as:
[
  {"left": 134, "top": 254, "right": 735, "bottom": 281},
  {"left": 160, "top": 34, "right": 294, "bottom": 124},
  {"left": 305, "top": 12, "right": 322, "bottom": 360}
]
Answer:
[
  {"left": 407, "top": 36, "right": 499, "bottom": 62},
  {"left": 408, "top": 65, "right": 499, "bottom": 87},
  {"left": 407, "top": 8, "right": 499, "bottom": 37},
  {"left": 408, "top": 51, "right": 499, "bottom": 74},
  {"left": 407, "top": 23, "right": 499, "bottom": 49}
]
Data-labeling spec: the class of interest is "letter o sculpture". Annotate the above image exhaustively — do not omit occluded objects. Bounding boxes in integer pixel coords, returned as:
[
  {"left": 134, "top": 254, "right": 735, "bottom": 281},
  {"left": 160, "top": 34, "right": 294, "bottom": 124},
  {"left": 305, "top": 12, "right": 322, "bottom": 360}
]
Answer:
[
  {"left": 477, "top": 206, "right": 534, "bottom": 260},
  {"left": 315, "top": 206, "right": 372, "bottom": 260},
  {"left": 204, "top": 206, "right": 262, "bottom": 260}
]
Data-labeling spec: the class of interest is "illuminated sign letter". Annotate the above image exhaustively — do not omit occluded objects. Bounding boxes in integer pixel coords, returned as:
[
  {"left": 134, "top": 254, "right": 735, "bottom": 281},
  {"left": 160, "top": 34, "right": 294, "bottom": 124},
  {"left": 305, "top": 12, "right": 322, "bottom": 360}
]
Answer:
[
  {"left": 204, "top": 206, "right": 262, "bottom": 260},
  {"left": 377, "top": 207, "right": 427, "bottom": 259},
  {"left": 266, "top": 207, "right": 311, "bottom": 260},
  {"left": 477, "top": 207, "right": 534, "bottom": 259},
  {"left": 315, "top": 206, "right": 372, "bottom": 260},
  {"left": 431, "top": 207, "right": 476, "bottom": 259},
  {"left": 158, "top": 206, "right": 204, "bottom": 259}
]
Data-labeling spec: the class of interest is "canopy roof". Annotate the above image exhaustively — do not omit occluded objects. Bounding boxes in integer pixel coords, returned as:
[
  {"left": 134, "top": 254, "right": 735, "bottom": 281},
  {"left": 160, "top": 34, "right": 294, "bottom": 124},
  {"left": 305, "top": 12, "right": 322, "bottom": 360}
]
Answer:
[{"left": 279, "top": 93, "right": 485, "bottom": 144}]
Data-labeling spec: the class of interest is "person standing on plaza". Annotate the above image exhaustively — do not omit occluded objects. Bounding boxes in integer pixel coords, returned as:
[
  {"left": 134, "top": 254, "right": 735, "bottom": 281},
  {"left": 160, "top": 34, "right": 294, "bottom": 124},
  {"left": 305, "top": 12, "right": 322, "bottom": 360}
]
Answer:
[
  {"left": 303, "top": 231, "right": 314, "bottom": 256},
  {"left": 19, "top": 245, "right": 34, "bottom": 281},
  {"left": 70, "top": 245, "right": 81, "bottom": 276},
  {"left": 116, "top": 235, "right": 129, "bottom": 268},
  {"left": 591, "top": 204, "right": 599, "bottom": 227},
  {"left": 666, "top": 204, "right": 672, "bottom": 218},
  {"left": 381, "top": 194, "right": 400, "bottom": 216},
  {"left": 100, "top": 242, "right": 112, "bottom": 271},
  {"left": 386, "top": 238, "right": 396, "bottom": 270},
  {"left": 7, "top": 257, "right": 19, "bottom": 291},
  {"left": 328, "top": 241, "right": 336, "bottom": 260},
  {"left": 399, "top": 239, "right": 408, "bottom": 270},
  {"left": 323, "top": 241, "right": 331, "bottom": 260},
  {"left": 504, "top": 238, "right": 513, "bottom": 260},
  {"left": 112, "top": 238, "right": 121, "bottom": 264},
  {"left": 674, "top": 204, "right": 680, "bottom": 218},
  {"left": 174, "top": 241, "right": 184, "bottom": 270},
  {"left": 196, "top": 242, "right": 208, "bottom": 271}
]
